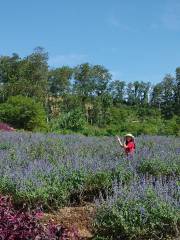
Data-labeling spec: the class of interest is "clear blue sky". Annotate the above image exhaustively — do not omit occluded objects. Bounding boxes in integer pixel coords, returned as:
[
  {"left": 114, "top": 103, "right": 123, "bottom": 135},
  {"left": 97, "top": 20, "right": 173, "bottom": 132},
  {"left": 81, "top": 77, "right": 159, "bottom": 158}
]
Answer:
[{"left": 0, "top": 0, "right": 180, "bottom": 83}]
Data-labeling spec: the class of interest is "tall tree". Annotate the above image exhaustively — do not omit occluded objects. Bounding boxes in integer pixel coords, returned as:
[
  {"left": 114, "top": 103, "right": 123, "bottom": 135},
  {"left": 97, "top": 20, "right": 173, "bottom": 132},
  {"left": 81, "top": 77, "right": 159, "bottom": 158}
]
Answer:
[
  {"left": 150, "top": 82, "right": 164, "bottom": 109},
  {"left": 0, "top": 53, "right": 20, "bottom": 101},
  {"left": 48, "top": 66, "right": 73, "bottom": 96},
  {"left": 132, "top": 81, "right": 151, "bottom": 105},
  {"left": 0, "top": 47, "right": 49, "bottom": 103},
  {"left": 91, "top": 65, "right": 112, "bottom": 96},
  {"left": 108, "top": 80, "right": 126, "bottom": 104},
  {"left": 151, "top": 74, "right": 175, "bottom": 118},
  {"left": 74, "top": 63, "right": 94, "bottom": 99},
  {"left": 139, "top": 81, "right": 151, "bottom": 105},
  {"left": 126, "top": 82, "right": 135, "bottom": 105},
  {"left": 175, "top": 67, "right": 180, "bottom": 115},
  {"left": 18, "top": 47, "right": 49, "bottom": 102},
  {"left": 161, "top": 74, "right": 175, "bottom": 104}
]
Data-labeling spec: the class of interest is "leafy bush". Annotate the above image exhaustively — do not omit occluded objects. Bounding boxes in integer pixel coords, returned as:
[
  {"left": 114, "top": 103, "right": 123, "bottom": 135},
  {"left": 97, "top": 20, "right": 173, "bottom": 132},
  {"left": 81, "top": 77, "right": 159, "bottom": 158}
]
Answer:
[
  {"left": 0, "top": 177, "right": 17, "bottom": 196},
  {"left": 137, "top": 159, "right": 180, "bottom": 177},
  {"left": 111, "top": 164, "right": 133, "bottom": 184},
  {"left": 0, "top": 95, "right": 47, "bottom": 130},
  {"left": 0, "top": 176, "right": 70, "bottom": 210},
  {"left": 85, "top": 171, "right": 112, "bottom": 192},
  {"left": 94, "top": 189, "right": 180, "bottom": 240},
  {"left": 0, "top": 195, "right": 79, "bottom": 239},
  {"left": 51, "top": 108, "right": 86, "bottom": 131},
  {"left": 16, "top": 182, "right": 70, "bottom": 210},
  {"left": 81, "top": 125, "right": 108, "bottom": 136}
]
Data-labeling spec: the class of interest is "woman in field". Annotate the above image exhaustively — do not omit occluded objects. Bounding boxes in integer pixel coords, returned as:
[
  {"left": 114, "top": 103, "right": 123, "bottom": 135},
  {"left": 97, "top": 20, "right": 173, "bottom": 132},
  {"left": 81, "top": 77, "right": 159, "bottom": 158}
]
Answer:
[{"left": 116, "top": 133, "right": 135, "bottom": 156}]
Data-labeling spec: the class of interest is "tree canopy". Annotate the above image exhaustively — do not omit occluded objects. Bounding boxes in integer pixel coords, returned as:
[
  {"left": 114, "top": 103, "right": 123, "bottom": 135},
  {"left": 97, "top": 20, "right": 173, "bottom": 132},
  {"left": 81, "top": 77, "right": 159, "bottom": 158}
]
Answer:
[{"left": 0, "top": 48, "right": 179, "bottom": 135}]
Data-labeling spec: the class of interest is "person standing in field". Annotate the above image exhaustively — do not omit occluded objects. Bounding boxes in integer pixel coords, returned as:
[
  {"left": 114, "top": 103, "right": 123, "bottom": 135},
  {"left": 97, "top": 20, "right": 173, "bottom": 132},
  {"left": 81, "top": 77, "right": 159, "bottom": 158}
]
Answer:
[{"left": 116, "top": 133, "right": 135, "bottom": 156}]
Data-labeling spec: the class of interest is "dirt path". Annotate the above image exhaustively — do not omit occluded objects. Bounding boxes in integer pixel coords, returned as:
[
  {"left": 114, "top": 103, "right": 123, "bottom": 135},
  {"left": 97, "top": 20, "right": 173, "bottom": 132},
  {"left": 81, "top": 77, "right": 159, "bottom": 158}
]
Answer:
[{"left": 42, "top": 204, "right": 96, "bottom": 239}]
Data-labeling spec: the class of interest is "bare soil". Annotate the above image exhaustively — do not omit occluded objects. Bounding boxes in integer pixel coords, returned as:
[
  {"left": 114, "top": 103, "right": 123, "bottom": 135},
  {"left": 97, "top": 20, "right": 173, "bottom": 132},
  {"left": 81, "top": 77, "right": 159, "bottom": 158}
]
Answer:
[{"left": 42, "top": 204, "right": 96, "bottom": 239}]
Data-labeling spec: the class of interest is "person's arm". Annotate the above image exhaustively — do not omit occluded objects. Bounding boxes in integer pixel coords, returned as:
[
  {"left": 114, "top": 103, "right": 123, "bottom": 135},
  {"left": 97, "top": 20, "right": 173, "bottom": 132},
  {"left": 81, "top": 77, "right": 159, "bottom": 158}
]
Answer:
[
  {"left": 116, "top": 136, "right": 123, "bottom": 147},
  {"left": 123, "top": 142, "right": 128, "bottom": 148}
]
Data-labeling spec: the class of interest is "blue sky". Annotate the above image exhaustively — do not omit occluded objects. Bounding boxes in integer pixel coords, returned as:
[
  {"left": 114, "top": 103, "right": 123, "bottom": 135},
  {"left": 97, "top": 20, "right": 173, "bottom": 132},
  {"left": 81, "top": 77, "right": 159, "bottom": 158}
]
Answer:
[{"left": 0, "top": 0, "right": 180, "bottom": 83}]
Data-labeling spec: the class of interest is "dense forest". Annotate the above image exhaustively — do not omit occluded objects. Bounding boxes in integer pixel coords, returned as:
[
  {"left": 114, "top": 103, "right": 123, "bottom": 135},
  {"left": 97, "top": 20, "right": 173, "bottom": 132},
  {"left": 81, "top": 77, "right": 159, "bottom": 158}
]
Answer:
[{"left": 0, "top": 47, "right": 180, "bottom": 136}]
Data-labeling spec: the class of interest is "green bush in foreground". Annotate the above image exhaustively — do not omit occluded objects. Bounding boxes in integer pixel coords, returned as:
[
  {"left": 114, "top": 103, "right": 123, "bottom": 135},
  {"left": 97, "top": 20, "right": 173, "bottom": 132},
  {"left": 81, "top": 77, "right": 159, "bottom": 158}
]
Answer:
[
  {"left": 0, "top": 165, "right": 133, "bottom": 209},
  {"left": 93, "top": 189, "right": 180, "bottom": 240}
]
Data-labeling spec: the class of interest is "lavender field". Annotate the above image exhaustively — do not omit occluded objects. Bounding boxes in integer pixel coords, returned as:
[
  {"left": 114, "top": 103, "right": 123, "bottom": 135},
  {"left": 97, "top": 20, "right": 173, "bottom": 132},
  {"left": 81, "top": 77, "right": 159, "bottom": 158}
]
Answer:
[{"left": 0, "top": 131, "right": 179, "bottom": 239}]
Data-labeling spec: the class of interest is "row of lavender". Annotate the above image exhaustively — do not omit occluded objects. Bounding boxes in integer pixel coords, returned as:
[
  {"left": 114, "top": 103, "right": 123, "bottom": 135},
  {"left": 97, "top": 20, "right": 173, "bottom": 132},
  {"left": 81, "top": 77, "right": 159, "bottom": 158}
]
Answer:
[
  {"left": 0, "top": 132, "right": 179, "bottom": 202},
  {"left": 0, "top": 131, "right": 179, "bottom": 239},
  {"left": 0, "top": 131, "right": 179, "bottom": 171}
]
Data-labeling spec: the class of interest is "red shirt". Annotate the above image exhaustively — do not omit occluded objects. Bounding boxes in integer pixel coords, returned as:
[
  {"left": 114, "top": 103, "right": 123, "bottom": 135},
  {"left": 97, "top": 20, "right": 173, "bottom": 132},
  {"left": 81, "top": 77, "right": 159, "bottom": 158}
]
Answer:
[{"left": 124, "top": 141, "right": 135, "bottom": 155}]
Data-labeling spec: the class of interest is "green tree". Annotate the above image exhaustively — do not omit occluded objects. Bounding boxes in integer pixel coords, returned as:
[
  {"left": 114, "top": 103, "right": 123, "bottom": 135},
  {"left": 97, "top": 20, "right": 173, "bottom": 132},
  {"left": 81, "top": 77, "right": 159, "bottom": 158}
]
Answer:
[
  {"left": 74, "top": 63, "right": 111, "bottom": 99},
  {"left": 126, "top": 82, "right": 135, "bottom": 105},
  {"left": 0, "top": 47, "right": 49, "bottom": 103},
  {"left": 18, "top": 47, "right": 49, "bottom": 102},
  {"left": 74, "top": 63, "right": 94, "bottom": 99},
  {"left": 61, "top": 94, "right": 82, "bottom": 113},
  {"left": 48, "top": 66, "right": 73, "bottom": 96},
  {"left": 0, "top": 95, "right": 47, "bottom": 130},
  {"left": 161, "top": 74, "right": 175, "bottom": 118},
  {"left": 150, "top": 82, "right": 163, "bottom": 110},
  {"left": 175, "top": 67, "right": 180, "bottom": 115},
  {"left": 92, "top": 65, "right": 112, "bottom": 96},
  {"left": 131, "top": 81, "right": 150, "bottom": 105},
  {"left": 0, "top": 53, "right": 21, "bottom": 101},
  {"left": 109, "top": 80, "right": 126, "bottom": 104}
]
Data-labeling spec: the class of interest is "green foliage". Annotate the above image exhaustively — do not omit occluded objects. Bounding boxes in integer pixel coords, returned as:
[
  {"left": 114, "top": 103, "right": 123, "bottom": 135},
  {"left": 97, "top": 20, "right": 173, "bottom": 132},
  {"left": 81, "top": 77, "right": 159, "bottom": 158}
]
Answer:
[
  {"left": 0, "top": 48, "right": 48, "bottom": 102},
  {"left": 85, "top": 171, "right": 112, "bottom": 192},
  {"left": 162, "top": 116, "right": 180, "bottom": 136},
  {"left": 0, "top": 177, "right": 17, "bottom": 196},
  {"left": 0, "top": 95, "right": 47, "bottom": 130},
  {"left": 68, "top": 167, "right": 133, "bottom": 202},
  {"left": 48, "top": 66, "right": 73, "bottom": 96},
  {"left": 65, "top": 170, "right": 87, "bottom": 192},
  {"left": 0, "top": 142, "right": 11, "bottom": 150},
  {"left": 16, "top": 179, "right": 70, "bottom": 209},
  {"left": 52, "top": 108, "right": 86, "bottom": 131},
  {"left": 48, "top": 103, "right": 180, "bottom": 136},
  {"left": 89, "top": 95, "right": 112, "bottom": 127},
  {"left": 94, "top": 189, "right": 180, "bottom": 240},
  {"left": 1, "top": 49, "right": 180, "bottom": 135},
  {"left": 0, "top": 165, "right": 134, "bottom": 209},
  {"left": 111, "top": 165, "right": 133, "bottom": 183},
  {"left": 74, "top": 63, "right": 111, "bottom": 98},
  {"left": 138, "top": 159, "right": 180, "bottom": 177},
  {"left": 81, "top": 125, "right": 108, "bottom": 136},
  {"left": 109, "top": 80, "right": 126, "bottom": 104}
]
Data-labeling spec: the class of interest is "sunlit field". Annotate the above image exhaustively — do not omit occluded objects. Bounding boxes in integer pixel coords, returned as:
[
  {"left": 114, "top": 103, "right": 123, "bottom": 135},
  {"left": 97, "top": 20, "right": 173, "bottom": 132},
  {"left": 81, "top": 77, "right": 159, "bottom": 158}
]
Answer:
[{"left": 0, "top": 131, "right": 179, "bottom": 239}]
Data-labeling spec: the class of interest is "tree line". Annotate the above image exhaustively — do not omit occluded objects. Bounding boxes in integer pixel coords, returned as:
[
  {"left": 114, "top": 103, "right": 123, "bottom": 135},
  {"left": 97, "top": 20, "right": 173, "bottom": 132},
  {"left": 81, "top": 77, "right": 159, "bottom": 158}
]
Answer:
[{"left": 0, "top": 47, "right": 179, "bottom": 135}]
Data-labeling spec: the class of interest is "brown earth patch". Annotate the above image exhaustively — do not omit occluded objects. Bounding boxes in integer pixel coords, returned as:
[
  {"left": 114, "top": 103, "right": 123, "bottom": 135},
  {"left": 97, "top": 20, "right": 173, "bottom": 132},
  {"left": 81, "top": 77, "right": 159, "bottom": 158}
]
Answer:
[{"left": 42, "top": 204, "right": 96, "bottom": 239}]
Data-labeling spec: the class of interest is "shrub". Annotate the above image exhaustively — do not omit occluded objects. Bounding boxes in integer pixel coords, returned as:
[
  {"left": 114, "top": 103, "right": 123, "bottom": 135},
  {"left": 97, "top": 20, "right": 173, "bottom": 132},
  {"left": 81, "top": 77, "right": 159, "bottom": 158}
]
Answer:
[
  {"left": 85, "top": 171, "right": 112, "bottom": 192},
  {"left": 51, "top": 108, "right": 86, "bottom": 131},
  {"left": 137, "top": 159, "right": 180, "bottom": 177},
  {"left": 111, "top": 164, "right": 133, "bottom": 184},
  {"left": 0, "top": 95, "right": 47, "bottom": 130},
  {"left": 94, "top": 189, "right": 180, "bottom": 240}
]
